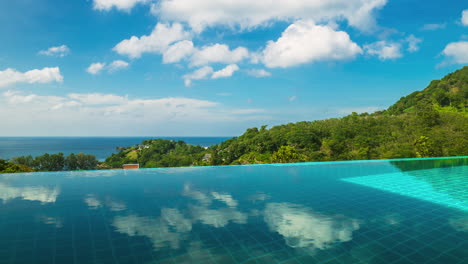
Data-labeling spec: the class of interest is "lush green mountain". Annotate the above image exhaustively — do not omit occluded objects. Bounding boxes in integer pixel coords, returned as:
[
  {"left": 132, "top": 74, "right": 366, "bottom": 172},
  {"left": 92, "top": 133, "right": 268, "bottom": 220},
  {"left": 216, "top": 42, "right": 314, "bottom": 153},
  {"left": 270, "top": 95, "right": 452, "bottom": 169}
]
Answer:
[
  {"left": 102, "top": 67, "right": 467, "bottom": 168},
  {"left": 386, "top": 66, "right": 467, "bottom": 115}
]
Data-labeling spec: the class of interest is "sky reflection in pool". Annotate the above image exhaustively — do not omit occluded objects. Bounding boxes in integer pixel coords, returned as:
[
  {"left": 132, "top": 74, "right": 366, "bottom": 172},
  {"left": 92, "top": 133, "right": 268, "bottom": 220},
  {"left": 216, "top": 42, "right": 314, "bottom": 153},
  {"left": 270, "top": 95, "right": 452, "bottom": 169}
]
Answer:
[{"left": 0, "top": 157, "right": 466, "bottom": 263}]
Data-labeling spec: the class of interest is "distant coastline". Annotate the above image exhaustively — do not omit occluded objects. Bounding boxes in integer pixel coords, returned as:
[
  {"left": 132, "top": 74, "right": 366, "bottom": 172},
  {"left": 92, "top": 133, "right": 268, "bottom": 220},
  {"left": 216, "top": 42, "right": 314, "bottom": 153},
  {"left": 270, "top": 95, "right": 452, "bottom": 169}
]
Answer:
[{"left": 0, "top": 137, "right": 230, "bottom": 161}]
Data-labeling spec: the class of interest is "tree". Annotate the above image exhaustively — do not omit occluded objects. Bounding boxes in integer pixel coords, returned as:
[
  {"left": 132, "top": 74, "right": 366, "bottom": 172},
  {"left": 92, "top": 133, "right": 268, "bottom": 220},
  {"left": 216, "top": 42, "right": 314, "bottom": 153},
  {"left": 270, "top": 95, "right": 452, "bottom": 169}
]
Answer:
[
  {"left": 76, "top": 153, "right": 99, "bottom": 170},
  {"left": 65, "top": 153, "right": 79, "bottom": 170},
  {"left": 414, "top": 136, "right": 434, "bottom": 158},
  {"left": 271, "top": 146, "right": 306, "bottom": 163}
]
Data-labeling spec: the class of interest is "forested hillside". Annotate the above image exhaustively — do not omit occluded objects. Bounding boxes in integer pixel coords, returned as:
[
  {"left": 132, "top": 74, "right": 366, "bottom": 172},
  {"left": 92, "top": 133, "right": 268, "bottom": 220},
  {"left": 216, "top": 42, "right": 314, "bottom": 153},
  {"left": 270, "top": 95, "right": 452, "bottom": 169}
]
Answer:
[
  {"left": 387, "top": 66, "right": 467, "bottom": 115},
  {"left": 103, "top": 67, "right": 468, "bottom": 168}
]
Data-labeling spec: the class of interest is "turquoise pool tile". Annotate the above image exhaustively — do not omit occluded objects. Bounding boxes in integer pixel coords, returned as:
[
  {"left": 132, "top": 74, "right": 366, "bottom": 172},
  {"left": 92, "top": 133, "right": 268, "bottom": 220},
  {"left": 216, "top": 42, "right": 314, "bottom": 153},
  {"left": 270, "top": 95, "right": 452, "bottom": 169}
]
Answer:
[{"left": 0, "top": 157, "right": 466, "bottom": 263}]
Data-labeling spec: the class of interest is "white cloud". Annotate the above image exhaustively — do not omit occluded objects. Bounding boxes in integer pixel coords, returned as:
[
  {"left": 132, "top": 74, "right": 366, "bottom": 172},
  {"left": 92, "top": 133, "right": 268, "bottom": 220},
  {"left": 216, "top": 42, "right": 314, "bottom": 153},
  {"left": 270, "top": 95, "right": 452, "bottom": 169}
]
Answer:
[
  {"left": 183, "top": 66, "right": 214, "bottom": 86},
  {"left": 212, "top": 64, "right": 239, "bottom": 79},
  {"left": 87, "top": 61, "right": 129, "bottom": 74},
  {"left": 190, "top": 44, "right": 249, "bottom": 67},
  {"left": 0, "top": 183, "right": 60, "bottom": 204},
  {"left": 288, "top": 96, "right": 297, "bottom": 102},
  {"left": 154, "top": 0, "right": 388, "bottom": 32},
  {"left": 246, "top": 69, "right": 271, "bottom": 78},
  {"left": 86, "top": 62, "right": 106, "bottom": 75},
  {"left": 364, "top": 40, "right": 402, "bottom": 60},
  {"left": 0, "top": 67, "right": 63, "bottom": 88},
  {"left": 39, "top": 45, "right": 70, "bottom": 57},
  {"left": 68, "top": 93, "right": 127, "bottom": 105},
  {"left": 163, "top": 40, "right": 195, "bottom": 63},
  {"left": 406, "top": 35, "right": 422, "bottom": 53},
  {"left": 211, "top": 192, "right": 238, "bottom": 208},
  {"left": 84, "top": 194, "right": 127, "bottom": 211},
  {"left": 462, "top": 9, "right": 468, "bottom": 26},
  {"left": 262, "top": 21, "right": 362, "bottom": 68},
  {"left": 184, "top": 64, "right": 240, "bottom": 85},
  {"left": 113, "top": 211, "right": 191, "bottom": 250},
  {"left": 441, "top": 41, "right": 468, "bottom": 64},
  {"left": 93, "top": 0, "right": 147, "bottom": 11},
  {"left": 190, "top": 205, "right": 247, "bottom": 228},
  {"left": 264, "top": 203, "right": 360, "bottom": 250},
  {"left": 108, "top": 60, "right": 130, "bottom": 72},
  {"left": 420, "top": 23, "right": 446, "bottom": 31},
  {"left": 0, "top": 89, "right": 267, "bottom": 135},
  {"left": 114, "top": 23, "right": 190, "bottom": 59},
  {"left": 113, "top": 184, "right": 246, "bottom": 249}
]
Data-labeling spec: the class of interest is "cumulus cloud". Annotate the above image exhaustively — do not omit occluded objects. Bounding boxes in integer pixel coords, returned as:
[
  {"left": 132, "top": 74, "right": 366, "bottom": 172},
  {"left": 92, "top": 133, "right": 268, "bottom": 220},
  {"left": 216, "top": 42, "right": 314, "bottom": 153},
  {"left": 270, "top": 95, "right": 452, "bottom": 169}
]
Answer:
[
  {"left": 190, "top": 44, "right": 249, "bottom": 67},
  {"left": 264, "top": 203, "right": 361, "bottom": 250},
  {"left": 108, "top": 60, "right": 130, "bottom": 72},
  {"left": 441, "top": 41, "right": 468, "bottom": 64},
  {"left": 462, "top": 9, "right": 468, "bottom": 26},
  {"left": 182, "top": 183, "right": 213, "bottom": 205},
  {"left": 39, "top": 45, "right": 70, "bottom": 57},
  {"left": 153, "top": 0, "right": 387, "bottom": 32},
  {"left": 183, "top": 66, "right": 214, "bottom": 87},
  {"left": 246, "top": 69, "right": 271, "bottom": 78},
  {"left": 211, "top": 192, "right": 238, "bottom": 207},
  {"left": 84, "top": 194, "right": 127, "bottom": 211},
  {"left": 212, "top": 64, "right": 239, "bottom": 79},
  {"left": 183, "top": 64, "right": 241, "bottom": 86},
  {"left": 93, "top": 0, "right": 148, "bottom": 11},
  {"left": 182, "top": 184, "right": 247, "bottom": 227},
  {"left": 0, "top": 183, "right": 60, "bottom": 204},
  {"left": 86, "top": 61, "right": 130, "bottom": 74},
  {"left": 190, "top": 205, "right": 247, "bottom": 228},
  {"left": 262, "top": 21, "right": 362, "bottom": 68},
  {"left": 112, "top": 185, "right": 247, "bottom": 249},
  {"left": 114, "top": 23, "right": 190, "bottom": 59},
  {"left": 0, "top": 67, "right": 63, "bottom": 88},
  {"left": 163, "top": 40, "right": 195, "bottom": 63},
  {"left": 364, "top": 40, "right": 402, "bottom": 60},
  {"left": 406, "top": 35, "right": 422, "bottom": 53},
  {"left": 113, "top": 210, "right": 191, "bottom": 249},
  {"left": 86, "top": 62, "right": 106, "bottom": 75}
]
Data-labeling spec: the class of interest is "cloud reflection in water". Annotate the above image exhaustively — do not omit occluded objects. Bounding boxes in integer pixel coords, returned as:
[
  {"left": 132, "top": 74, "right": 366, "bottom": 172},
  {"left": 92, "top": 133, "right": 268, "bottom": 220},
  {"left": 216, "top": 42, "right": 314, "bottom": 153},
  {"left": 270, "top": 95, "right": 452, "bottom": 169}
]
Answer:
[
  {"left": 0, "top": 183, "right": 60, "bottom": 204},
  {"left": 264, "top": 203, "right": 361, "bottom": 250}
]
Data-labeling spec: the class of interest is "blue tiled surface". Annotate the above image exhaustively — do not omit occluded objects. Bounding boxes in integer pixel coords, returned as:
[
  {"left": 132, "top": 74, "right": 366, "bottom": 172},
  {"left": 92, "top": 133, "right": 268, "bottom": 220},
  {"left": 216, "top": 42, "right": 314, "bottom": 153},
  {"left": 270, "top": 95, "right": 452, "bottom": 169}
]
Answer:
[
  {"left": 342, "top": 166, "right": 468, "bottom": 211},
  {"left": 0, "top": 157, "right": 467, "bottom": 263}
]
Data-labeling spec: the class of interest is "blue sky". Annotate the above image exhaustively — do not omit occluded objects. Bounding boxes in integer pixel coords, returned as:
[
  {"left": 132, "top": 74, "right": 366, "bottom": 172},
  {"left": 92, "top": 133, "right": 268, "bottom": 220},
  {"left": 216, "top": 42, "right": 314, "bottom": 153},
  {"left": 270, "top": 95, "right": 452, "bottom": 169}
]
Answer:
[{"left": 0, "top": 0, "right": 467, "bottom": 136}]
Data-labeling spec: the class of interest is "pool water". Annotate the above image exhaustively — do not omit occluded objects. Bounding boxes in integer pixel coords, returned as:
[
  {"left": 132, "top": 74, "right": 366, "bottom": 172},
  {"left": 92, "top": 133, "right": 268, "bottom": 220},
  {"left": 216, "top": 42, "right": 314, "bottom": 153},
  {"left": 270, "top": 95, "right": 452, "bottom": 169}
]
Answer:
[{"left": 0, "top": 157, "right": 467, "bottom": 264}]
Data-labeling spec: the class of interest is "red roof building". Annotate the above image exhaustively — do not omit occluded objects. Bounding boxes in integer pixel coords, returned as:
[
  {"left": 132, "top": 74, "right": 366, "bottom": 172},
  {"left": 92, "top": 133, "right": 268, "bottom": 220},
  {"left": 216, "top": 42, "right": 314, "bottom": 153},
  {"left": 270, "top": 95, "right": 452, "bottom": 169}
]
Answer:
[{"left": 123, "top": 164, "right": 140, "bottom": 169}]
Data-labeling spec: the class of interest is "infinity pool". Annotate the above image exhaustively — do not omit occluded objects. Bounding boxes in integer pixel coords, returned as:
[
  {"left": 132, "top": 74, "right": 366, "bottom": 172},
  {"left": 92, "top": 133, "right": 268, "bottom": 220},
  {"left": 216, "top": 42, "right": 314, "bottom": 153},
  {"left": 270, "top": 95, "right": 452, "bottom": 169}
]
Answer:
[{"left": 0, "top": 157, "right": 467, "bottom": 264}]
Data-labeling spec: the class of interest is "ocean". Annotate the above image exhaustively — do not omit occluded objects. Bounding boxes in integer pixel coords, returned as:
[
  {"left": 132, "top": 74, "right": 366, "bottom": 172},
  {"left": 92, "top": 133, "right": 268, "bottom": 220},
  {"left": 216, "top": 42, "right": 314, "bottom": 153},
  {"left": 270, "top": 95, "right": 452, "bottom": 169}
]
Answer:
[{"left": 0, "top": 137, "right": 230, "bottom": 161}]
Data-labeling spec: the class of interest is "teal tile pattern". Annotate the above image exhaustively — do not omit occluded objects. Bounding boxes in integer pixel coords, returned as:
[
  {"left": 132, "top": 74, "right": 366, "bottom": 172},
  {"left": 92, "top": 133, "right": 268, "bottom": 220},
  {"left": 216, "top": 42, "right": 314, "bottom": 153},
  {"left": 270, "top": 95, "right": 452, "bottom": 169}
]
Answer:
[
  {"left": 0, "top": 157, "right": 467, "bottom": 264},
  {"left": 342, "top": 166, "right": 468, "bottom": 211}
]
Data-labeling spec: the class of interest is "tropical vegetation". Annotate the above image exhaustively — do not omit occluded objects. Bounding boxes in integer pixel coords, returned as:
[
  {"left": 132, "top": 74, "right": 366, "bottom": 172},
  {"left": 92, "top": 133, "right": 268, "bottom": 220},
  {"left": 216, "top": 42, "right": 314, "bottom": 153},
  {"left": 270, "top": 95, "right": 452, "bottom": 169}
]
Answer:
[{"left": 2, "top": 66, "right": 467, "bottom": 172}]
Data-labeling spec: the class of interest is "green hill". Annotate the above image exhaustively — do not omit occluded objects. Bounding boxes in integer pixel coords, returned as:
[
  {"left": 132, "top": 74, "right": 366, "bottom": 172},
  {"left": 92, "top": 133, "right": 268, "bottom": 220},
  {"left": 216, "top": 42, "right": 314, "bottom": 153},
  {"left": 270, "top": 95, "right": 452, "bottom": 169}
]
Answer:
[
  {"left": 386, "top": 66, "right": 467, "bottom": 115},
  {"left": 102, "top": 66, "right": 468, "bottom": 168}
]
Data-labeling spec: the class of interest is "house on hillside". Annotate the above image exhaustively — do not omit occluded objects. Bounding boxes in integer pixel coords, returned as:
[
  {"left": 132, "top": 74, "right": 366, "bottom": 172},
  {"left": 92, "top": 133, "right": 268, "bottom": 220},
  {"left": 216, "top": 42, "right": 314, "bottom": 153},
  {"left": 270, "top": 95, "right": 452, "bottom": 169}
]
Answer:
[{"left": 123, "top": 164, "right": 140, "bottom": 169}]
